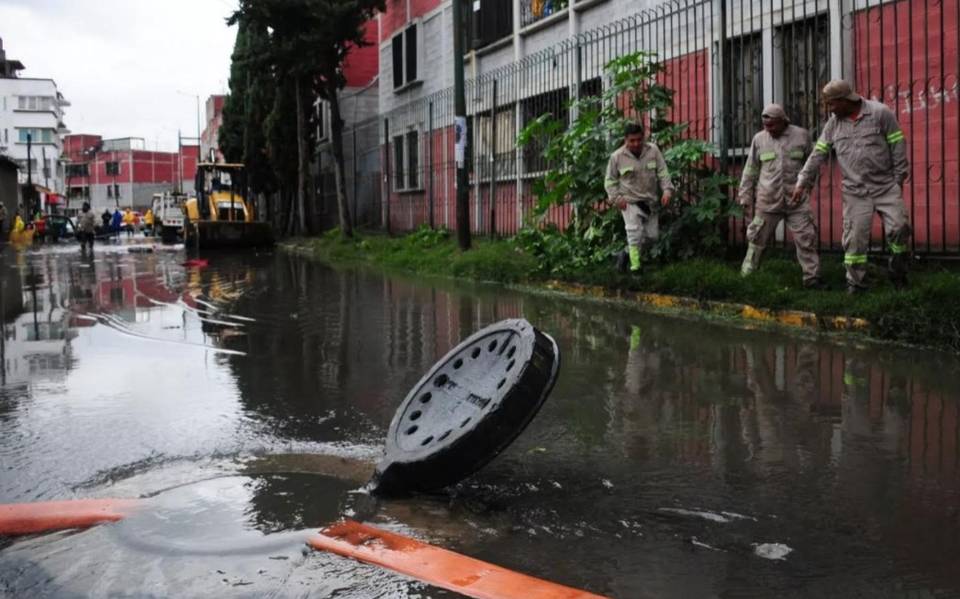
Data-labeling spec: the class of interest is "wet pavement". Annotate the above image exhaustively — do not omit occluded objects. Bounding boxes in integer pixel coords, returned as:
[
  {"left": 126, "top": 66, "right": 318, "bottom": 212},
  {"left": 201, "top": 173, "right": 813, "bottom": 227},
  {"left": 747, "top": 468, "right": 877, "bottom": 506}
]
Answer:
[{"left": 1, "top": 240, "right": 959, "bottom": 598}]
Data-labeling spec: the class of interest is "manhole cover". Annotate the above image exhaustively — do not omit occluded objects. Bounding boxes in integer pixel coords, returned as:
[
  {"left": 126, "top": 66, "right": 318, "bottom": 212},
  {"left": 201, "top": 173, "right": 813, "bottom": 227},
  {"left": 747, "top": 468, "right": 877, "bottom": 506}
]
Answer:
[{"left": 371, "top": 319, "right": 560, "bottom": 495}]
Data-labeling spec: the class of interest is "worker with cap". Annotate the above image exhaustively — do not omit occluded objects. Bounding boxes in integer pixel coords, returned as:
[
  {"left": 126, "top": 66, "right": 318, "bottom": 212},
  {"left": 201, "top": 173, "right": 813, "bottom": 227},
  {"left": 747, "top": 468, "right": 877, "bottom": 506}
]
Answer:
[
  {"left": 739, "top": 103, "right": 822, "bottom": 287},
  {"left": 793, "top": 80, "right": 910, "bottom": 293},
  {"left": 605, "top": 122, "right": 674, "bottom": 274}
]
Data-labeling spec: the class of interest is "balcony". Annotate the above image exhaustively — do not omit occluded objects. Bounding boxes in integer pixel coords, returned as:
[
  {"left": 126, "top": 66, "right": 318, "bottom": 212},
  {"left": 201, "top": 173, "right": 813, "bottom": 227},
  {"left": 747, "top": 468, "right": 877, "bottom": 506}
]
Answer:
[{"left": 521, "top": 0, "right": 569, "bottom": 29}]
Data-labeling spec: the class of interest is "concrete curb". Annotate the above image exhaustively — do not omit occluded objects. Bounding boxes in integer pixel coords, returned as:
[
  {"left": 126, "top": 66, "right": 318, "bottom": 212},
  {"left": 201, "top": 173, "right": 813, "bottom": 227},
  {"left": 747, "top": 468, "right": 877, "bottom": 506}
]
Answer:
[{"left": 542, "top": 280, "right": 871, "bottom": 333}]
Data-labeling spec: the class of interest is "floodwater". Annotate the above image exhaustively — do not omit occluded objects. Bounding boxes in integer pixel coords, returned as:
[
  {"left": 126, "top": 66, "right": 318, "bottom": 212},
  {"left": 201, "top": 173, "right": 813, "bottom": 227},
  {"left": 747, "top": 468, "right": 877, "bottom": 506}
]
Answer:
[{"left": 1, "top": 240, "right": 959, "bottom": 599}]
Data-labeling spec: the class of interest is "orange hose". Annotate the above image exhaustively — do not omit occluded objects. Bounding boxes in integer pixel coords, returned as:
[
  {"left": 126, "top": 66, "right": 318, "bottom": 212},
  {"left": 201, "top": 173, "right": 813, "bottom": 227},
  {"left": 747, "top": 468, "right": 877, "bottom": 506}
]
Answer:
[
  {"left": 0, "top": 499, "right": 139, "bottom": 536},
  {"left": 306, "top": 520, "right": 609, "bottom": 599}
]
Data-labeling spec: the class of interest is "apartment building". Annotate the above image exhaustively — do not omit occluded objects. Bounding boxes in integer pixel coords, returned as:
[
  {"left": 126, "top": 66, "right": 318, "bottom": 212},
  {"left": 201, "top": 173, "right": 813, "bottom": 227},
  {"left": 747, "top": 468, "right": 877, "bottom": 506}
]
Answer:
[
  {"left": 373, "top": 0, "right": 960, "bottom": 252},
  {"left": 0, "top": 37, "right": 70, "bottom": 195}
]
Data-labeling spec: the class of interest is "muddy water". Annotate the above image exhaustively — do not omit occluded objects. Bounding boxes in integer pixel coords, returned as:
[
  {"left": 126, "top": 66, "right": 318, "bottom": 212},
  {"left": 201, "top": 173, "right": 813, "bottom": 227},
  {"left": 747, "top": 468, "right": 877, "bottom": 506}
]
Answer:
[{"left": 1, "top": 242, "right": 959, "bottom": 598}]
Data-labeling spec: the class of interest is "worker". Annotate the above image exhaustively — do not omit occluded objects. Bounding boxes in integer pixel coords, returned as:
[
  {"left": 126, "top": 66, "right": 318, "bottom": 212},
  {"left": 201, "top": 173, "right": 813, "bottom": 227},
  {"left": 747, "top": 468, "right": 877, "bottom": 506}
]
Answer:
[
  {"left": 793, "top": 80, "right": 911, "bottom": 294},
  {"left": 738, "top": 104, "right": 823, "bottom": 288},
  {"left": 605, "top": 122, "right": 674, "bottom": 274},
  {"left": 78, "top": 202, "right": 97, "bottom": 252},
  {"left": 122, "top": 207, "right": 134, "bottom": 237},
  {"left": 144, "top": 209, "right": 154, "bottom": 235},
  {"left": 12, "top": 210, "right": 25, "bottom": 237}
]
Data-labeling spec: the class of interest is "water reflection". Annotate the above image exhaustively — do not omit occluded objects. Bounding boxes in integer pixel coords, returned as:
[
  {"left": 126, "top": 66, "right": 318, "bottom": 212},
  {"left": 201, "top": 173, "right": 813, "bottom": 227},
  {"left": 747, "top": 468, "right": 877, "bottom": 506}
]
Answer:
[{"left": 0, "top": 245, "right": 959, "bottom": 596}]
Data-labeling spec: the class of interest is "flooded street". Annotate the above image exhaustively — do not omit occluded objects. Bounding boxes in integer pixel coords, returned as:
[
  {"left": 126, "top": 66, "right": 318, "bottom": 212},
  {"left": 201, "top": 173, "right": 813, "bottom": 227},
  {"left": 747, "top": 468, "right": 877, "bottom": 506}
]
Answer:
[{"left": 1, "top": 242, "right": 959, "bottom": 598}]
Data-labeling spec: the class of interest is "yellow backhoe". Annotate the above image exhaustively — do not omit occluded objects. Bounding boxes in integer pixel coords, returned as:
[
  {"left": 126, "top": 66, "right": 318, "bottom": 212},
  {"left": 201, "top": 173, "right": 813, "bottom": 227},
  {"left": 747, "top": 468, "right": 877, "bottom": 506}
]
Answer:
[{"left": 183, "top": 162, "right": 274, "bottom": 249}]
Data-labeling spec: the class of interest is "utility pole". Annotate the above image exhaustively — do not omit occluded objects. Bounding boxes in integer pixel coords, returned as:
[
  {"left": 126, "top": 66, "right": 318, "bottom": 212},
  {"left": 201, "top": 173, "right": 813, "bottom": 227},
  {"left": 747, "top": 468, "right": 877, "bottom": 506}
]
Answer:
[
  {"left": 452, "top": 0, "right": 471, "bottom": 250},
  {"left": 26, "top": 132, "right": 34, "bottom": 217}
]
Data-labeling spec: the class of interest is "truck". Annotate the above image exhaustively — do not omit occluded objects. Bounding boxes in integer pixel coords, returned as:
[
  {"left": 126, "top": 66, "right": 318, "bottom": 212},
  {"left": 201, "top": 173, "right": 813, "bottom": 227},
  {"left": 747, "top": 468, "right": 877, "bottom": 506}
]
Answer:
[
  {"left": 183, "top": 163, "right": 274, "bottom": 249},
  {"left": 151, "top": 192, "right": 186, "bottom": 243}
]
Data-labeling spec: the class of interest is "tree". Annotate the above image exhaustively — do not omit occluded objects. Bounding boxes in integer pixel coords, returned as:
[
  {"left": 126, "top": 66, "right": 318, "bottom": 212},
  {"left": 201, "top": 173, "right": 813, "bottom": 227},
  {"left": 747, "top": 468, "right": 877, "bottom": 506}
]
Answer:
[
  {"left": 231, "top": 0, "right": 385, "bottom": 238},
  {"left": 221, "top": 16, "right": 279, "bottom": 223}
]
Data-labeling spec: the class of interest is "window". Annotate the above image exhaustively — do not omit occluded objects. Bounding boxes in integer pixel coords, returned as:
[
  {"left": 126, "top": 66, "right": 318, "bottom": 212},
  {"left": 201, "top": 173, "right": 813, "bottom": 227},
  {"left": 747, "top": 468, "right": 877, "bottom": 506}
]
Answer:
[
  {"left": 66, "top": 164, "right": 89, "bottom": 177},
  {"left": 105, "top": 161, "right": 120, "bottom": 176},
  {"left": 16, "top": 128, "right": 56, "bottom": 144},
  {"left": 474, "top": 105, "right": 517, "bottom": 180},
  {"left": 521, "top": 87, "right": 569, "bottom": 173},
  {"left": 392, "top": 130, "right": 421, "bottom": 190},
  {"left": 780, "top": 15, "right": 830, "bottom": 133},
  {"left": 43, "top": 159, "right": 51, "bottom": 179},
  {"left": 473, "top": 0, "right": 513, "bottom": 47},
  {"left": 405, "top": 130, "right": 419, "bottom": 189},
  {"left": 724, "top": 34, "right": 764, "bottom": 149},
  {"left": 392, "top": 23, "right": 420, "bottom": 91},
  {"left": 316, "top": 100, "right": 327, "bottom": 141}
]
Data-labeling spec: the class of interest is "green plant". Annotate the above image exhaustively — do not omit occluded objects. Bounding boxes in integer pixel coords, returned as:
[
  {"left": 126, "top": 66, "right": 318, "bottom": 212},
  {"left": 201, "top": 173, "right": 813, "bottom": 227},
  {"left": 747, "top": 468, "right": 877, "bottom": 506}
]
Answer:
[{"left": 516, "top": 51, "right": 741, "bottom": 273}]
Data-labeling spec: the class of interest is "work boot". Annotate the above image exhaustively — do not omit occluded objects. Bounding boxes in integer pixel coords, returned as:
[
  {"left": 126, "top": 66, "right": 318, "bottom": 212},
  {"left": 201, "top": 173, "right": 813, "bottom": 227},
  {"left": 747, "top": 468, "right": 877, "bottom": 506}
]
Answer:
[
  {"left": 616, "top": 250, "right": 629, "bottom": 274},
  {"left": 628, "top": 246, "right": 642, "bottom": 273},
  {"left": 846, "top": 284, "right": 867, "bottom": 296}
]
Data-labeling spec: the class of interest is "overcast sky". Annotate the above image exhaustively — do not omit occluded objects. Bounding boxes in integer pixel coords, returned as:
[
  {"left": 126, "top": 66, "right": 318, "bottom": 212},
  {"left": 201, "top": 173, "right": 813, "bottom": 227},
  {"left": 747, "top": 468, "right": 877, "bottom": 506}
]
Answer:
[{"left": 0, "top": 0, "right": 238, "bottom": 152}]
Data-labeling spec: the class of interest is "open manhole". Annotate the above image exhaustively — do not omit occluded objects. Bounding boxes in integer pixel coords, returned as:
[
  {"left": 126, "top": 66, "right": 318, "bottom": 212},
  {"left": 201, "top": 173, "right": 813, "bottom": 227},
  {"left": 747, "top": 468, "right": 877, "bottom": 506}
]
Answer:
[{"left": 370, "top": 318, "right": 560, "bottom": 495}]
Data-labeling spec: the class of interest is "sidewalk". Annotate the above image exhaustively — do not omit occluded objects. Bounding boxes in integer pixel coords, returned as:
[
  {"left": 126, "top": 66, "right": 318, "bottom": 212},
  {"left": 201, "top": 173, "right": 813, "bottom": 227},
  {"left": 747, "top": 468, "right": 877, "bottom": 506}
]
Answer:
[{"left": 284, "top": 231, "right": 960, "bottom": 353}]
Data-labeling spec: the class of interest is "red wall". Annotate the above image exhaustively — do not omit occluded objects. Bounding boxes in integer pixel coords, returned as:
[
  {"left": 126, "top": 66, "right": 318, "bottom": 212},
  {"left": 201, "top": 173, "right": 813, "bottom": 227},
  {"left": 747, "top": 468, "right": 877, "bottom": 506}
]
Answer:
[
  {"left": 853, "top": 0, "right": 960, "bottom": 251},
  {"left": 344, "top": 20, "right": 380, "bottom": 87},
  {"left": 380, "top": 0, "right": 441, "bottom": 41}
]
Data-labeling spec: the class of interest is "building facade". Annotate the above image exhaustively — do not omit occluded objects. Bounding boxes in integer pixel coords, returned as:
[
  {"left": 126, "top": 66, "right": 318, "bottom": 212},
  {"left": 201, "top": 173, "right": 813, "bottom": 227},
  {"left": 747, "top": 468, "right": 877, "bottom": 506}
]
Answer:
[
  {"left": 63, "top": 135, "right": 199, "bottom": 213},
  {"left": 200, "top": 95, "right": 226, "bottom": 163},
  {"left": 314, "top": 19, "right": 382, "bottom": 229},
  {"left": 365, "top": 0, "right": 960, "bottom": 253},
  {"left": 0, "top": 37, "right": 70, "bottom": 195}
]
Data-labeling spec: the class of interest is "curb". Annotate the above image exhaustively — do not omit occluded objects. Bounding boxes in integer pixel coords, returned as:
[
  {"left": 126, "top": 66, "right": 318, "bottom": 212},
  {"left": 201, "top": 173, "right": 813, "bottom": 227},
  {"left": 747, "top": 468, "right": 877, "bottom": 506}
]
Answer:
[{"left": 542, "top": 280, "right": 871, "bottom": 333}]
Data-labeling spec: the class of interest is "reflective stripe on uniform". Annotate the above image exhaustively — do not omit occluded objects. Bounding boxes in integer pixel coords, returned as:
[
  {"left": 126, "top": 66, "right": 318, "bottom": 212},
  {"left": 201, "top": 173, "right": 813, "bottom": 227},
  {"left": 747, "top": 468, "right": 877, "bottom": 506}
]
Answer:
[
  {"left": 604, "top": 177, "right": 618, "bottom": 188},
  {"left": 759, "top": 151, "right": 776, "bottom": 162},
  {"left": 888, "top": 241, "right": 907, "bottom": 254},
  {"left": 743, "top": 165, "right": 759, "bottom": 177},
  {"left": 658, "top": 169, "right": 670, "bottom": 179},
  {"left": 814, "top": 140, "right": 831, "bottom": 154},
  {"left": 789, "top": 149, "right": 805, "bottom": 159},
  {"left": 619, "top": 167, "right": 634, "bottom": 176},
  {"left": 844, "top": 253, "right": 868, "bottom": 265},
  {"left": 646, "top": 161, "right": 658, "bottom": 169},
  {"left": 886, "top": 130, "right": 905, "bottom": 145}
]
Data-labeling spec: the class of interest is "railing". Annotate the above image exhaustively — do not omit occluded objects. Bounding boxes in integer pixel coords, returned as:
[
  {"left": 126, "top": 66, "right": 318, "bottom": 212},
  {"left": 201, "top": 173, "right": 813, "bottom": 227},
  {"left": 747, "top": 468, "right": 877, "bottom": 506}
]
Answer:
[
  {"left": 520, "top": 0, "right": 569, "bottom": 28},
  {"left": 325, "top": 0, "right": 960, "bottom": 254}
]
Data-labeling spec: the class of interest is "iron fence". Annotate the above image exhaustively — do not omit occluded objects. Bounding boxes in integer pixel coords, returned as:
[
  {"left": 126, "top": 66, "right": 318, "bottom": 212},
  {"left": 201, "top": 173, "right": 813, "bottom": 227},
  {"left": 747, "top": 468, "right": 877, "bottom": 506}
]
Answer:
[{"left": 332, "top": 0, "right": 960, "bottom": 254}]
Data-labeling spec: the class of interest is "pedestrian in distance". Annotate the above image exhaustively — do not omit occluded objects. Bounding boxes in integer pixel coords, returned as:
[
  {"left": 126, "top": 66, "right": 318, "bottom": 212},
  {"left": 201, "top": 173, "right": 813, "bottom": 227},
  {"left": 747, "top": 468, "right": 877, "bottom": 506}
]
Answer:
[
  {"left": 605, "top": 122, "right": 674, "bottom": 275},
  {"left": 793, "top": 80, "right": 911, "bottom": 294},
  {"left": 111, "top": 209, "right": 122, "bottom": 239},
  {"left": 0, "top": 202, "right": 7, "bottom": 240},
  {"left": 739, "top": 104, "right": 824, "bottom": 289},
  {"left": 78, "top": 202, "right": 97, "bottom": 252},
  {"left": 101, "top": 209, "right": 111, "bottom": 231}
]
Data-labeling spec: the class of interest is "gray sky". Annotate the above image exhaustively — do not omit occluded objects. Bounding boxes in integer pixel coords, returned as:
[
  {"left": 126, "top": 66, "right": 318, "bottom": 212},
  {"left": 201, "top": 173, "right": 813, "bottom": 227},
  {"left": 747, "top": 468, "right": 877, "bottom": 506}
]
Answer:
[{"left": 0, "top": 0, "right": 238, "bottom": 152}]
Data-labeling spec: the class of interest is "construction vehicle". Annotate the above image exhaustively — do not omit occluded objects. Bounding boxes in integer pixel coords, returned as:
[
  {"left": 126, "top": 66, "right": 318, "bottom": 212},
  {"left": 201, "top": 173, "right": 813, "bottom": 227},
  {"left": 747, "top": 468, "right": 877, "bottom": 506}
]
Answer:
[
  {"left": 150, "top": 192, "right": 186, "bottom": 243},
  {"left": 183, "top": 163, "right": 274, "bottom": 249}
]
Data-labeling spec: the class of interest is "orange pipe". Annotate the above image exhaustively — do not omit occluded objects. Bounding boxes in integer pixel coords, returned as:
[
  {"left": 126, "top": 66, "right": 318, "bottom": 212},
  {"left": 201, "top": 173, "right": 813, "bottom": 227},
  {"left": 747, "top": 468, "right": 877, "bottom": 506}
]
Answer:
[
  {"left": 306, "top": 520, "right": 609, "bottom": 599},
  {"left": 0, "top": 499, "right": 139, "bottom": 536}
]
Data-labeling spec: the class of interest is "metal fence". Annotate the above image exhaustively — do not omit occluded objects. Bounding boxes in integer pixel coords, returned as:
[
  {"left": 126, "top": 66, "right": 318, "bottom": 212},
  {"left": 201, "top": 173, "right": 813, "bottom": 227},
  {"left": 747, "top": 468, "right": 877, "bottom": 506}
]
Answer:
[{"left": 334, "top": 0, "right": 960, "bottom": 254}]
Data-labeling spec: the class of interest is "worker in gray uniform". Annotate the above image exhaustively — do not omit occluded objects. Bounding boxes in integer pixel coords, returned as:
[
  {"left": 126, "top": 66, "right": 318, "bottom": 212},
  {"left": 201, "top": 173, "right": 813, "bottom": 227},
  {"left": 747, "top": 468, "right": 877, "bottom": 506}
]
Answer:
[
  {"left": 605, "top": 122, "right": 674, "bottom": 274},
  {"left": 793, "top": 80, "right": 911, "bottom": 293},
  {"left": 739, "top": 104, "right": 822, "bottom": 288}
]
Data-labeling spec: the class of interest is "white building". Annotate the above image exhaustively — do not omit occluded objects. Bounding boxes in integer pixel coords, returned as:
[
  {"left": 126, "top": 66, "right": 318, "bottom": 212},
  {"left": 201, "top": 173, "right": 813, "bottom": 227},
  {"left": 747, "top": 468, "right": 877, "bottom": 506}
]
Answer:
[{"left": 0, "top": 37, "right": 70, "bottom": 195}]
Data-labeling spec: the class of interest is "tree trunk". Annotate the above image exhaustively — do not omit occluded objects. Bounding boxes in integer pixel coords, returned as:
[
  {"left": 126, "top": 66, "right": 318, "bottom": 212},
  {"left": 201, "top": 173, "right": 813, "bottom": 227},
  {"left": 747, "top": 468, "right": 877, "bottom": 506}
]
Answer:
[
  {"left": 294, "top": 77, "right": 308, "bottom": 236},
  {"left": 328, "top": 85, "right": 353, "bottom": 238}
]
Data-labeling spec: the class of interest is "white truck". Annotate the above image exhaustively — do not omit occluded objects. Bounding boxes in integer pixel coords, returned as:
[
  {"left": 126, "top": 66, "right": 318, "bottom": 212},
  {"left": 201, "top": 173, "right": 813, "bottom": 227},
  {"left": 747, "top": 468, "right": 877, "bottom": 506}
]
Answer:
[{"left": 151, "top": 192, "right": 186, "bottom": 243}]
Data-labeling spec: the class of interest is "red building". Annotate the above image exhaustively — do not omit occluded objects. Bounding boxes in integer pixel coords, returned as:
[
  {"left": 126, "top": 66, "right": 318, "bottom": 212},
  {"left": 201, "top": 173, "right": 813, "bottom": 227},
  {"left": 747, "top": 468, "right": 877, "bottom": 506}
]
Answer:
[
  {"left": 63, "top": 135, "right": 198, "bottom": 213},
  {"left": 200, "top": 95, "right": 226, "bottom": 163}
]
